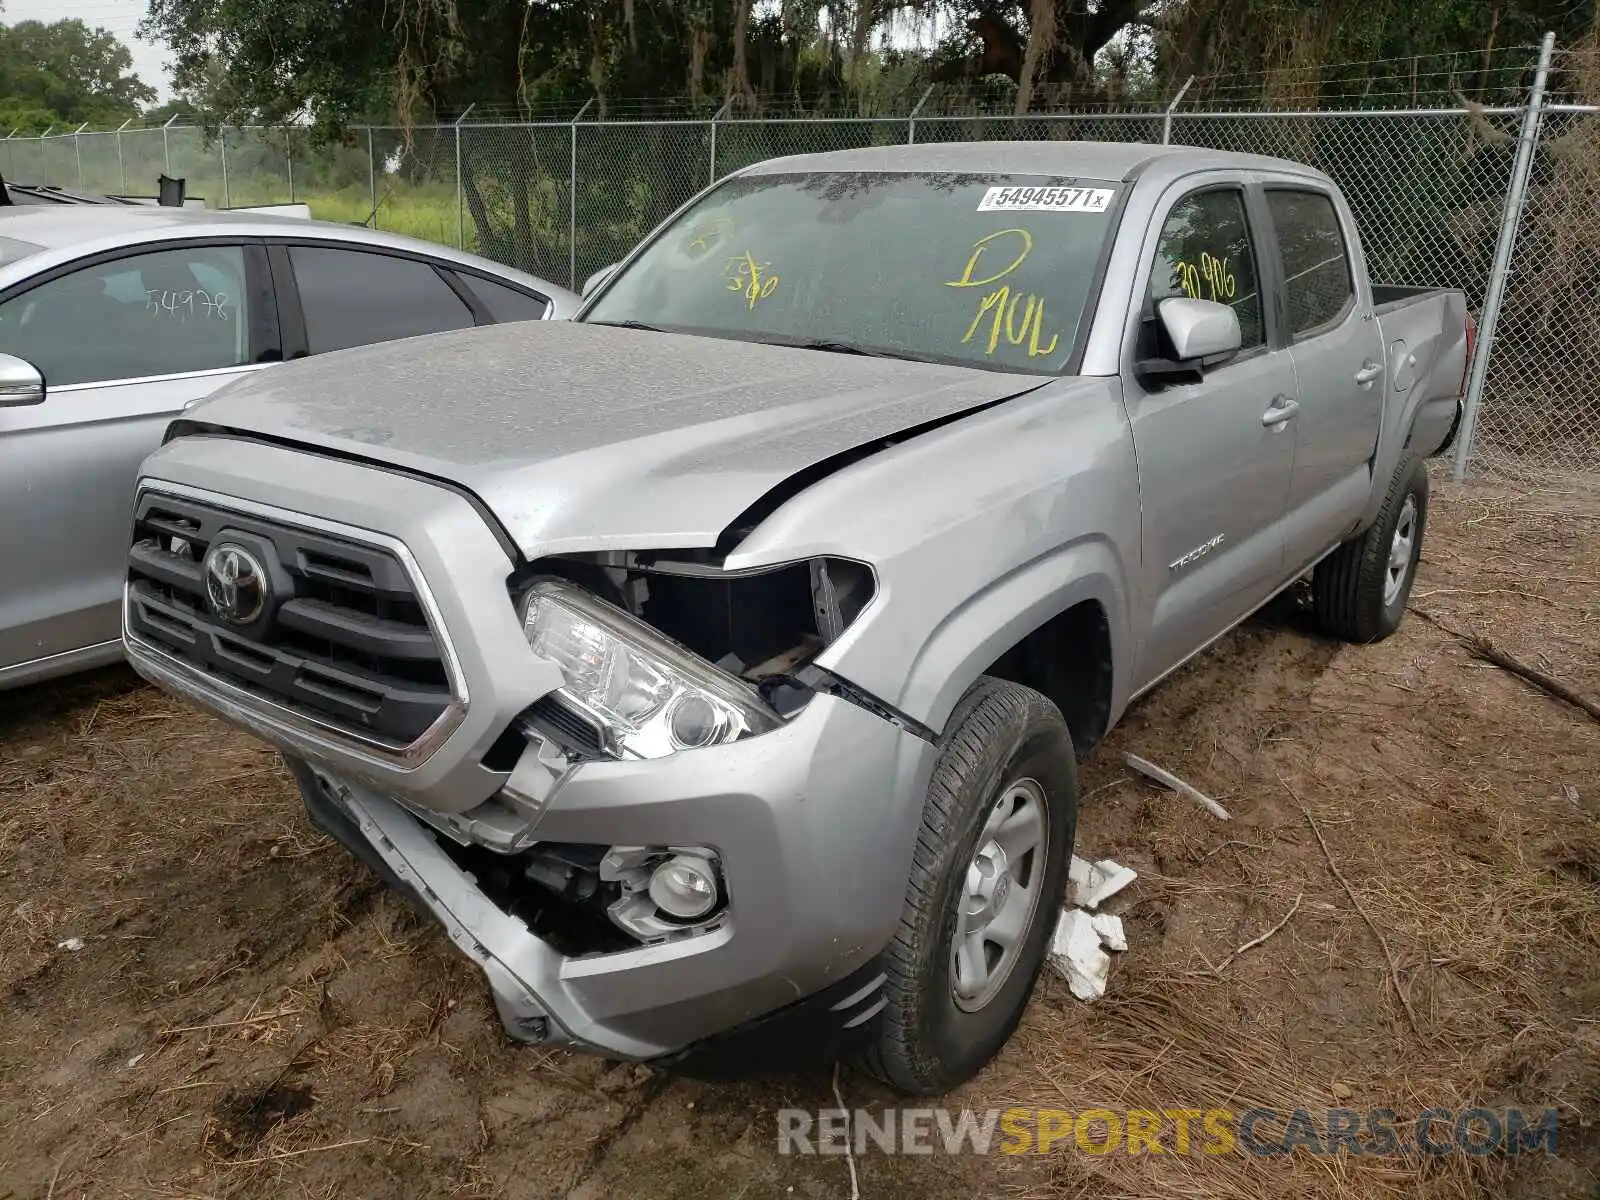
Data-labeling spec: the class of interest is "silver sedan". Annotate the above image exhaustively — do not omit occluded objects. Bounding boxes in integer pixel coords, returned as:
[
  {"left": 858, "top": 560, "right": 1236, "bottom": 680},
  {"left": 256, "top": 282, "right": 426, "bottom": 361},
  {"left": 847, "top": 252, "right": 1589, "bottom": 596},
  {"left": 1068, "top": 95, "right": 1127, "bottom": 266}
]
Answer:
[{"left": 0, "top": 206, "right": 578, "bottom": 688}]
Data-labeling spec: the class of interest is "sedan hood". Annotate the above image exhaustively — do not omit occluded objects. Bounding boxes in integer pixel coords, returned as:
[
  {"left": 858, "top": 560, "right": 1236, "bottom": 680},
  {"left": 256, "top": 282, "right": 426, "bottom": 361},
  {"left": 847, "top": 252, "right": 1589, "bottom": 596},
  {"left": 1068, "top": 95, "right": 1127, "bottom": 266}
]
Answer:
[{"left": 191, "top": 321, "right": 1048, "bottom": 557}]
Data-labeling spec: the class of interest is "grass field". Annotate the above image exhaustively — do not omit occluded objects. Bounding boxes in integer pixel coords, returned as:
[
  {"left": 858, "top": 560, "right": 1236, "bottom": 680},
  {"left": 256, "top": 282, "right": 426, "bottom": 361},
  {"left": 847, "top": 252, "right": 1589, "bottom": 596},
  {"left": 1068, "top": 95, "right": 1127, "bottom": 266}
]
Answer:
[{"left": 304, "top": 185, "right": 468, "bottom": 250}]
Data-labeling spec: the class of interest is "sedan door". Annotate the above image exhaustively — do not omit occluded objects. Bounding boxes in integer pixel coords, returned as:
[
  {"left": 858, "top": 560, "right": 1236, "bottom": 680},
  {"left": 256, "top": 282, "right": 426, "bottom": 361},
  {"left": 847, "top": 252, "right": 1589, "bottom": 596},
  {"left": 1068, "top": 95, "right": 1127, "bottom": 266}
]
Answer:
[
  {"left": 0, "top": 241, "right": 277, "bottom": 684},
  {"left": 1123, "top": 181, "right": 1299, "bottom": 692}
]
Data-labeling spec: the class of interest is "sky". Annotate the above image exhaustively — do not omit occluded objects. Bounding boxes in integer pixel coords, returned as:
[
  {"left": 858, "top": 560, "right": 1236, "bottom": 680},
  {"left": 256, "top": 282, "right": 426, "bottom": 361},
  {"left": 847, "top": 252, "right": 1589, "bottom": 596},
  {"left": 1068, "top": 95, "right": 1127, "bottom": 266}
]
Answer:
[{"left": 5, "top": 0, "right": 174, "bottom": 103}]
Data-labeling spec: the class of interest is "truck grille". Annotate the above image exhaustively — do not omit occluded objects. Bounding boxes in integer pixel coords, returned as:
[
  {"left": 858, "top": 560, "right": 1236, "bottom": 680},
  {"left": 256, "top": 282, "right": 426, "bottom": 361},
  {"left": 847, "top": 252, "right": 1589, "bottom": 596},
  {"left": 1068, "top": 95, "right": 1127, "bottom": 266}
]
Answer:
[{"left": 125, "top": 491, "right": 456, "bottom": 751}]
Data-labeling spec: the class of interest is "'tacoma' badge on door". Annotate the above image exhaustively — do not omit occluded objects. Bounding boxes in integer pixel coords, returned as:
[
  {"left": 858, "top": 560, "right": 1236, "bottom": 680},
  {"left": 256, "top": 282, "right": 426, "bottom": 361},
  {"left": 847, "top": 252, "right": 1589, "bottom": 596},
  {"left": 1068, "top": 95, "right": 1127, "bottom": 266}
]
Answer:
[{"left": 1169, "top": 533, "right": 1225, "bottom": 573}]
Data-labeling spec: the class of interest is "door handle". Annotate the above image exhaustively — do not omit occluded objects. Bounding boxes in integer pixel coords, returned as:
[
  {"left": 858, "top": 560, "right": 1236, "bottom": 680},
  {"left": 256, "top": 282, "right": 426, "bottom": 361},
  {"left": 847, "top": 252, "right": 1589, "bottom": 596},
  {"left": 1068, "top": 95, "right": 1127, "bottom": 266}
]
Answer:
[
  {"left": 1261, "top": 395, "right": 1299, "bottom": 428},
  {"left": 1354, "top": 361, "right": 1383, "bottom": 385}
]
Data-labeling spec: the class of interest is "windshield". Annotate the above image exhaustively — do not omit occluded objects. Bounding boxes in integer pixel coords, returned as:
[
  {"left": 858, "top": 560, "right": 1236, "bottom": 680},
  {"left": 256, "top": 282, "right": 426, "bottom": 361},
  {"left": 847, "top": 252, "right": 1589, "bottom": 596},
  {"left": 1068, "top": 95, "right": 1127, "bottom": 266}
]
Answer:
[{"left": 583, "top": 170, "right": 1120, "bottom": 373}]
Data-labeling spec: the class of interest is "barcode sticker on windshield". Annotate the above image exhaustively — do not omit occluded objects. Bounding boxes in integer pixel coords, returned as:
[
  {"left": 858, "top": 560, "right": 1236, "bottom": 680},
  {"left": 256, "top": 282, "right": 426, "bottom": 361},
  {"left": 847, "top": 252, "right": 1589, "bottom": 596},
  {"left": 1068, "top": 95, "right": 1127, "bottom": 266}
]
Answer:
[{"left": 977, "top": 186, "right": 1115, "bottom": 213}]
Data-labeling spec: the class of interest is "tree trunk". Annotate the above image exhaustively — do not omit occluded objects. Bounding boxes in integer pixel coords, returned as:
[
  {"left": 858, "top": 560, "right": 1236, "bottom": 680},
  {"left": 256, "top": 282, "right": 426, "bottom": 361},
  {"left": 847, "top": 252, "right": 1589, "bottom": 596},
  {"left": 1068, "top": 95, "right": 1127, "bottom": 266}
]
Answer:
[
  {"left": 460, "top": 135, "right": 509, "bottom": 266},
  {"left": 1014, "top": 0, "right": 1056, "bottom": 113},
  {"left": 688, "top": 15, "right": 709, "bottom": 100},
  {"left": 850, "top": 0, "right": 875, "bottom": 91},
  {"left": 729, "top": 0, "right": 753, "bottom": 107},
  {"left": 509, "top": 148, "right": 537, "bottom": 274}
]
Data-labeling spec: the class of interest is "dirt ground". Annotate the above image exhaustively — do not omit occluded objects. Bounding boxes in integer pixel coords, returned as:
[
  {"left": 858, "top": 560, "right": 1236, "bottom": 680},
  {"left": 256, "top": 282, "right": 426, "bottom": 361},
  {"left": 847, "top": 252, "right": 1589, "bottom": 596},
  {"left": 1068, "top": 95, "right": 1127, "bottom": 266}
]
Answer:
[{"left": 2, "top": 472, "right": 1597, "bottom": 1200}]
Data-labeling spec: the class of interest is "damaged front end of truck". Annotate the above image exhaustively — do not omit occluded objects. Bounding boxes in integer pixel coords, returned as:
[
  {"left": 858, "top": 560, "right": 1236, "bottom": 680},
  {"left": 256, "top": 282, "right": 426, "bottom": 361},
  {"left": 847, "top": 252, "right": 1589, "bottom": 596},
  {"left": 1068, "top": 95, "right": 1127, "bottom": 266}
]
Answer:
[{"left": 118, "top": 324, "right": 1006, "bottom": 1073}]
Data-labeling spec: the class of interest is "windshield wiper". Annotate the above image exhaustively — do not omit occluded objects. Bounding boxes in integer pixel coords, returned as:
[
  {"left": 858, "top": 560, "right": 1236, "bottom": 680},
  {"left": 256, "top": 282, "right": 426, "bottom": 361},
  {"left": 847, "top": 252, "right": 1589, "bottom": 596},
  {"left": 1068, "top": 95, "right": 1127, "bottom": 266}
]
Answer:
[
  {"left": 774, "top": 338, "right": 944, "bottom": 364},
  {"left": 585, "top": 319, "right": 670, "bottom": 333}
]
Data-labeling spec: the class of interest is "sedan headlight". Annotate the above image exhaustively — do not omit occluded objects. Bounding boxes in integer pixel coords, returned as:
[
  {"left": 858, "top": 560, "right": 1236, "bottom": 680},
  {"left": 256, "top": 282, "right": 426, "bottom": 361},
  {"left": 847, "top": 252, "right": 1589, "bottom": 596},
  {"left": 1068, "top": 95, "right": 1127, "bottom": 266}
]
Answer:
[{"left": 519, "top": 579, "right": 782, "bottom": 759}]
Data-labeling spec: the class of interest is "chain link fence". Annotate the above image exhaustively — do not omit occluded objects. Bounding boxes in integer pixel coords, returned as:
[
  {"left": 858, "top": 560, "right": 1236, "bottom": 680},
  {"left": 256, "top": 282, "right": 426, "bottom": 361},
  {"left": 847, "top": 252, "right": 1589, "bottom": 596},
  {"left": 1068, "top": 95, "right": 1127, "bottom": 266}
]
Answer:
[{"left": 7, "top": 42, "right": 1597, "bottom": 484}]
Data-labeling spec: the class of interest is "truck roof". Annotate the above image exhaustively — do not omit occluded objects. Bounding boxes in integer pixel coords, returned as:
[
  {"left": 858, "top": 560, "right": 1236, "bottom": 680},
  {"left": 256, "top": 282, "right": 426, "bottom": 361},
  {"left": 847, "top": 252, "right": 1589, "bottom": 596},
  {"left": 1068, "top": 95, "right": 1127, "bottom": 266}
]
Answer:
[{"left": 741, "top": 139, "right": 1329, "bottom": 183}]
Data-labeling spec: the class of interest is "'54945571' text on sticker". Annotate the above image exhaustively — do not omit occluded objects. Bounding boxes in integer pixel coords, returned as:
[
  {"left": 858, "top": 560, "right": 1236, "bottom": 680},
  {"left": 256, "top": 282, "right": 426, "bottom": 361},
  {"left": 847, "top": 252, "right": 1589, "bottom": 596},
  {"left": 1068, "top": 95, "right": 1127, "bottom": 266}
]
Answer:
[{"left": 976, "top": 186, "right": 1115, "bottom": 213}]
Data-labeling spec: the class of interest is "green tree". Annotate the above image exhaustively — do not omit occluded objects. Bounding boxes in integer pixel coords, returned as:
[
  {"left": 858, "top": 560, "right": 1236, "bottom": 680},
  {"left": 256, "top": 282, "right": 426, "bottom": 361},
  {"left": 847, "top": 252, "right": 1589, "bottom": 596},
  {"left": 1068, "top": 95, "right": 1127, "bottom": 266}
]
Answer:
[
  {"left": 922, "top": 0, "right": 1596, "bottom": 109},
  {"left": 0, "top": 19, "right": 156, "bottom": 129}
]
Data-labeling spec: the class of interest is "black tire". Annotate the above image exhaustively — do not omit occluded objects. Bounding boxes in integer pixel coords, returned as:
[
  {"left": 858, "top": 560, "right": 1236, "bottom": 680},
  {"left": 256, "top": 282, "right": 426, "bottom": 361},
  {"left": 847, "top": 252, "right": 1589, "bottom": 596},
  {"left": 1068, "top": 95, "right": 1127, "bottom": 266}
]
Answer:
[
  {"left": 1312, "top": 456, "right": 1429, "bottom": 643},
  {"left": 863, "top": 677, "right": 1077, "bottom": 1096}
]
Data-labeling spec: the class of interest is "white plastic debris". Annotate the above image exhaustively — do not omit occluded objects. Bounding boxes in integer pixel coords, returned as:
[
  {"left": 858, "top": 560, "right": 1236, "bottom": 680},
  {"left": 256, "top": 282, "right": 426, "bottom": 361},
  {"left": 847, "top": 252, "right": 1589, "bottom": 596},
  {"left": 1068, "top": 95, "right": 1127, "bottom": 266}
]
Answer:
[
  {"left": 1068, "top": 855, "right": 1137, "bottom": 909},
  {"left": 1048, "top": 907, "right": 1131, "bottom": 1000},
  {"left": 1049, "top": 909, "right": 1111, "bottom": 1000},
  {"left": 56, "top": 937, "right": 84, "bottom": 952},
  {"left": 1089, "top": 911, "right": 1127, "bottom": 952},
  {"left": 1124, "top": 753, "right": 1232, "bottom": 821}
]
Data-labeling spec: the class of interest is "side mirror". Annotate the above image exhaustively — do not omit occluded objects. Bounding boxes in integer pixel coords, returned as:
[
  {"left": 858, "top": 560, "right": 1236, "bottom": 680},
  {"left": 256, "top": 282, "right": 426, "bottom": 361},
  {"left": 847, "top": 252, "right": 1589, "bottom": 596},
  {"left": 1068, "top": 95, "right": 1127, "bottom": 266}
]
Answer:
[
  {"left": 582, "top": 262, "right": 619, "bottom": 298},
  {"left": 1136, "top": 298, "right": 1242, "bottom": 385},
  {"left": 0, "top": 352, "right": 44, "bottom": 407}
]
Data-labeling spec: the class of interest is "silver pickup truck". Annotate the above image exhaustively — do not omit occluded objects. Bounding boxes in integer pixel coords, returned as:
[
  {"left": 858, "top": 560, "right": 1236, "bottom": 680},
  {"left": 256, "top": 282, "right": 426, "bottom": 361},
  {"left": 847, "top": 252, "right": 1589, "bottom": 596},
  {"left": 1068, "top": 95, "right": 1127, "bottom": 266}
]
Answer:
[{"left": 123, "top": 142, "right": 1469, "bottom": 1095}]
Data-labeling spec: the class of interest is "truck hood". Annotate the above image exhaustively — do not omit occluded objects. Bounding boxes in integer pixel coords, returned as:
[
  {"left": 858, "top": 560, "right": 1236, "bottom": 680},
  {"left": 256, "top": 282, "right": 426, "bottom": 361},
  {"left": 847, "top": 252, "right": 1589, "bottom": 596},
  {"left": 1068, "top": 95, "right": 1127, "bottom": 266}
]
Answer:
[{"left": 190, "top": 321, "right": 1050, "bottom": 557}]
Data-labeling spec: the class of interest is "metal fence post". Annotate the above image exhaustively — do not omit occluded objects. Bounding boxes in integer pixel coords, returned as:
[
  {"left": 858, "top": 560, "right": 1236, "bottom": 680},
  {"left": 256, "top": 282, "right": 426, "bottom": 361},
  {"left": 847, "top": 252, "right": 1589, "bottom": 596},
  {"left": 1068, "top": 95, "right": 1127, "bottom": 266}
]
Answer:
[
  {"left": 73, "top": 122, "right": 88, "bottom": 188},
  {"left": 163, "top": 114, "right": 178, "bottom": 175},
  {"left": 115, "top": 118, "right": 131, "bottom": 193},
  {"left": 570, "top": 99, "right": 593, "bottom": 289},
  {"left": 907, "top": 84, "right": 934, "bottom": 144},
  {"left": 367, "top": 126, "right": 377, "bottom": 224},
  {"left": 220, "top": 128, "right": 231, "bottom": 207},
  {"left": 455, "top": 104, "right": 474, "bottom": 250},
  {"left": 1162, "top": 76, "right": 1195, "bottom": 145},
  {"left": 708, "top": 97, "right": 731, "bottom": 186},
  {"left": 1452, "top": 32, "right": 1556, "bottom": 481}
]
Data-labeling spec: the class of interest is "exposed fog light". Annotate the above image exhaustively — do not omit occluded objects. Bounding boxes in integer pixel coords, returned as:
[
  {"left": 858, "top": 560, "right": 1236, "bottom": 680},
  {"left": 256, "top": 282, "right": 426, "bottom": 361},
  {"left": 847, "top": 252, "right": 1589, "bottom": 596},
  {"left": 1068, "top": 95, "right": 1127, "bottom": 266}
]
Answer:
[
  {"left": 648, "top": 853, "right": 719, "bottom": 920},
  {"left": 602, "top": 845, "right": 726, "bottom": 940},
  {"left": 668, "top": 693, "right": 723, "bottom": 749}
]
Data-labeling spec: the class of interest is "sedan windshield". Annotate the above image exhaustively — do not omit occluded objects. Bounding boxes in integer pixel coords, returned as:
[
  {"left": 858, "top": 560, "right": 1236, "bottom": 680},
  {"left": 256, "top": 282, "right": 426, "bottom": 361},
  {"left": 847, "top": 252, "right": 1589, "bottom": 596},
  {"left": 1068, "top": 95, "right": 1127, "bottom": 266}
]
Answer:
[{"left": 582, "top": 170, "right": 1121, "bottom": 373}]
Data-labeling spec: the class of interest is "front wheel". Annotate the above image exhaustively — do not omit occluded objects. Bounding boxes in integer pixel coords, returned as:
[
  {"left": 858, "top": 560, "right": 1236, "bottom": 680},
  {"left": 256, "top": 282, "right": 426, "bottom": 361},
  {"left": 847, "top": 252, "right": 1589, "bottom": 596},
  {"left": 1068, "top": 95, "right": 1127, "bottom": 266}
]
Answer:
[
  {"left": 1313, "top": 456, "right": 1429, "bottom": 643},
  {"left": 863, "top": 678, "right": 1077, "bottom": 1096}
]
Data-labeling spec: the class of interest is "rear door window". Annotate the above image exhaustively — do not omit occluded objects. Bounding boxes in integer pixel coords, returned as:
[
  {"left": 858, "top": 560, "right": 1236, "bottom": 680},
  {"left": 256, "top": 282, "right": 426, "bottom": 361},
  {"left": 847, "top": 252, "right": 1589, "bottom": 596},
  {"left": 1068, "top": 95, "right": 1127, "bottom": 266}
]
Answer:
[
  {"left": 1266, "top": 190, "right": 1355, "bottom": 336},
  {"left": 288, "top": 246, "right": 474, "bottom": 354},
  {"left": 0, "top": 244, "right": 250, "bottom": 387}
]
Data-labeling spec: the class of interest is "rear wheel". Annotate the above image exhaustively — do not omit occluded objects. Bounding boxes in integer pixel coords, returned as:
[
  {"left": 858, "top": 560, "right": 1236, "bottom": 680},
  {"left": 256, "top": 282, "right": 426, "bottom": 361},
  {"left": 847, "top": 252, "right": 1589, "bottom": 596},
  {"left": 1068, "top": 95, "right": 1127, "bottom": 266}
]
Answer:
[
  {"left": 863, "top": 678, "right": 1077, "bottom": 1096},
  {"left": 1312, "top": 457, "right": 1429, "bottom": 643}
]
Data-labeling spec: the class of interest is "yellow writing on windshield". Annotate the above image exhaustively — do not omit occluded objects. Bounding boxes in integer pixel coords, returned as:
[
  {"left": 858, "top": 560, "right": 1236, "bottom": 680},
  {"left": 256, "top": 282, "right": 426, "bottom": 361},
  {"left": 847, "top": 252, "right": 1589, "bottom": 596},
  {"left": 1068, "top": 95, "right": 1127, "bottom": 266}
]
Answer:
[
  {"left": 960, "top": 290, "right": 1059, "bottom": 357},
  {"left": 726, "top": 250, "right": 779, "bottom": 310},
  {"left": 946, "top": 229, "right": 1061, "bottom": 358},
  {"left": 682, "top": 217, "right": 733, "bottom": 257},
  {"left": 1175, "top": 252, "right": 1236, "bottom": 302},
  {"left": 946, "top": 229, "right": 1034, "bottom": 289}
]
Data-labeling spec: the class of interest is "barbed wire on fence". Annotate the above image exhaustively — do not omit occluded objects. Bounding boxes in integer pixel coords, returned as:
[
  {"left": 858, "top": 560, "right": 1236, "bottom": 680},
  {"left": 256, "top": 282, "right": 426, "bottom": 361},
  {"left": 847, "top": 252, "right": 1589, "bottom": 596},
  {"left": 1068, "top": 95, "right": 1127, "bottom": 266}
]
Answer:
[{"left": 7, "top": 40, "right": 1597, "bottom": 484}]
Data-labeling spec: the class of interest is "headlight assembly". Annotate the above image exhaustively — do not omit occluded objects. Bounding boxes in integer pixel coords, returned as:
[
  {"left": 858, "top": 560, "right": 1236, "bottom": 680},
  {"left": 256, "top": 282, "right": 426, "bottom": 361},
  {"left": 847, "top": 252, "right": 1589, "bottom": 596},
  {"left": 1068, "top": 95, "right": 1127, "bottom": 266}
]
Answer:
[{"left": 519, "top": 579, "right": 781, "bottom": 759}]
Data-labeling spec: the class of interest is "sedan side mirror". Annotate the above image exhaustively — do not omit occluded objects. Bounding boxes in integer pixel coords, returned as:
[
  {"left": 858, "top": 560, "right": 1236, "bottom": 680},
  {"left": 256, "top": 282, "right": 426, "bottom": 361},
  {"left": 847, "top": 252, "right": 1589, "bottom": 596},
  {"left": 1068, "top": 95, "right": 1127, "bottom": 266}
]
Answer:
[
  {"left": 0, "top": 352, "right": 44, "bottom": 407},
  {"left": 1135, "top": 298, "right": 1242, "bottom": 386},
  {"left": 582, "top": 262, "right": 619, "bottom": 299}
]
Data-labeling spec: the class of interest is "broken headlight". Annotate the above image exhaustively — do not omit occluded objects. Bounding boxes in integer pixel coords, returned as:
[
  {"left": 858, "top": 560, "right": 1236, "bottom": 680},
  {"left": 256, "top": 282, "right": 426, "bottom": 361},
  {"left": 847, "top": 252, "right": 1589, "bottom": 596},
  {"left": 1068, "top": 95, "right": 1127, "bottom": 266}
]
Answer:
[{"left": 519, "top": 579, "right": 782, "bottom": 759}]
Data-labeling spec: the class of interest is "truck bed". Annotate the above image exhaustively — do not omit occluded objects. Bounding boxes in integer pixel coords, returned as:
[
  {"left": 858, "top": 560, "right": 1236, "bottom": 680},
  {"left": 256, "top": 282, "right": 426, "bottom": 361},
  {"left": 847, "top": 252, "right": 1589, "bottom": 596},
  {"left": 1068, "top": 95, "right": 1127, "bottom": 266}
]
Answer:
[{"left": 1371, "top": 283, "right": 1458, "bottom": 314}]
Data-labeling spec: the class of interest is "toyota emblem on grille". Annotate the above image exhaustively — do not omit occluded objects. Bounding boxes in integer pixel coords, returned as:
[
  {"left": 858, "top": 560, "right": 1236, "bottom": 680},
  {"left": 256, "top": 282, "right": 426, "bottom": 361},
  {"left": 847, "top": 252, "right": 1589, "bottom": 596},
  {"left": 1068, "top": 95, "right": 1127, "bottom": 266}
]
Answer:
[{"left": 203, "top": 543, "right": 270, "bottom": 625}]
